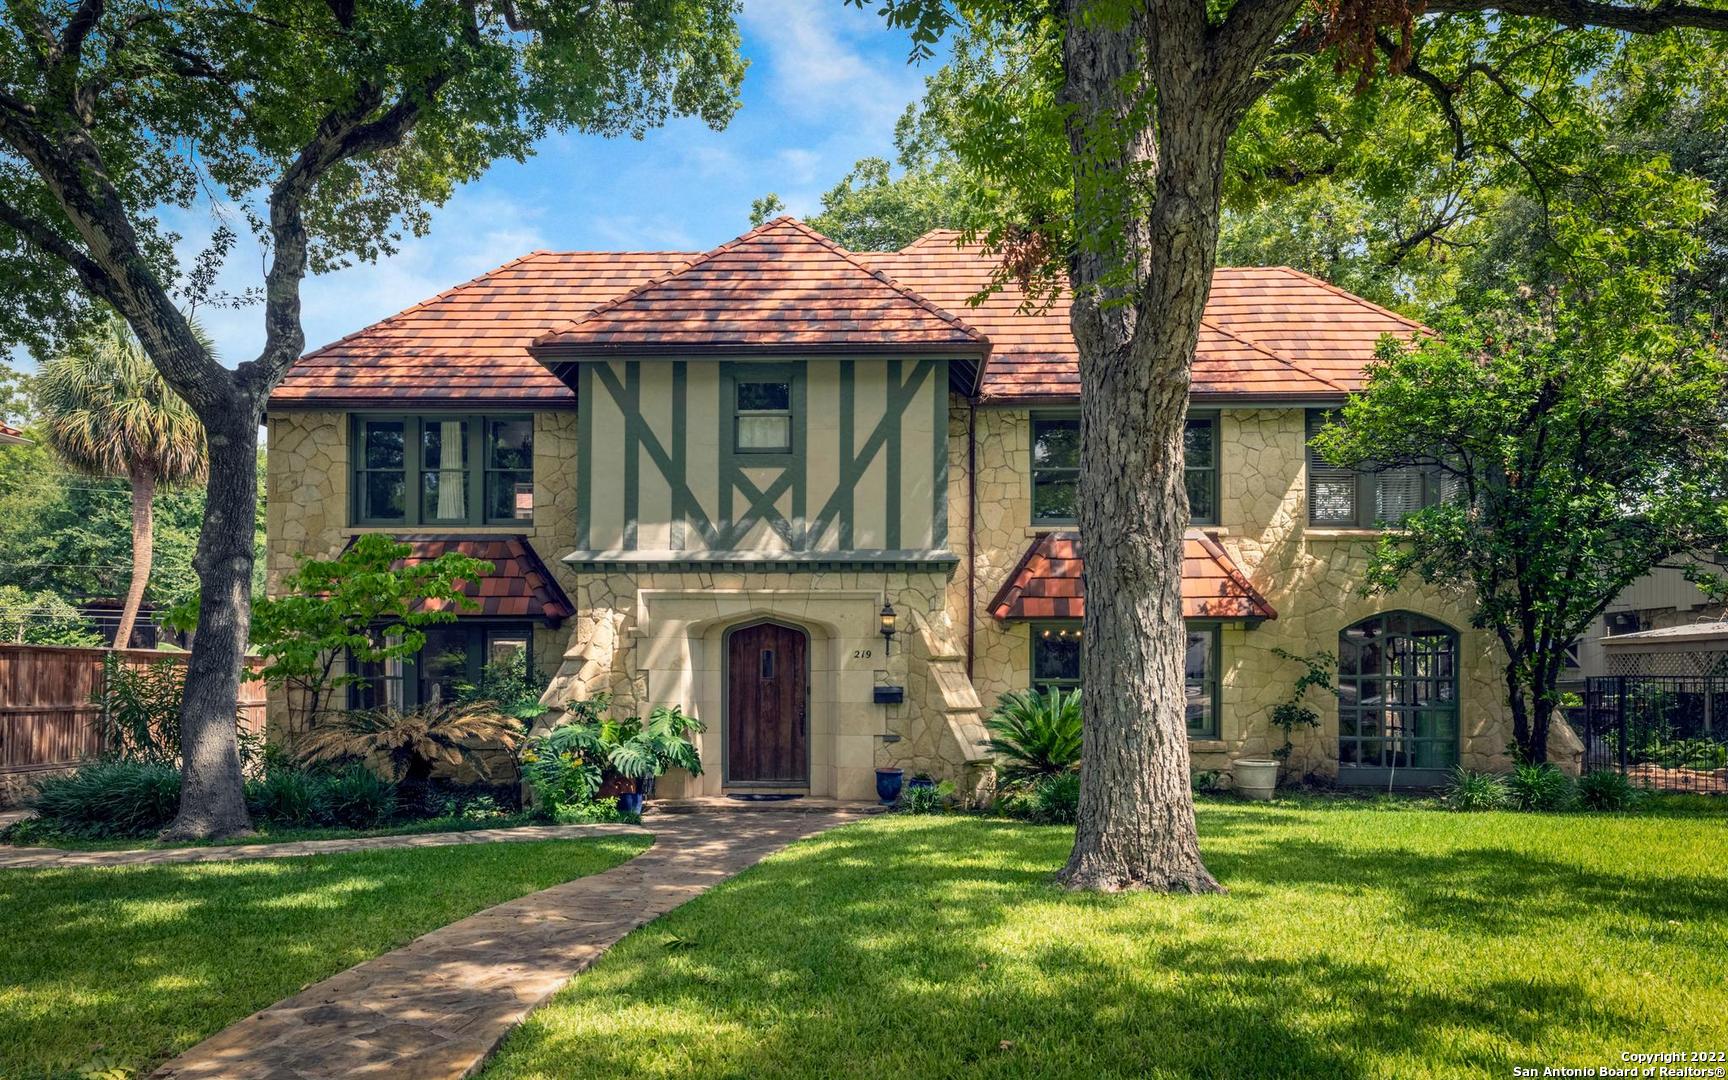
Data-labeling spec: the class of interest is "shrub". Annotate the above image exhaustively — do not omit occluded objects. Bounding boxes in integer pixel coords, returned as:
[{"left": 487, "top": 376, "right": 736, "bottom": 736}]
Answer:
[
  {"left": 321, "top": 764, "right": 399, "bottom": 827},
  {"left": 27, "top": 760, "right": 182, "bottom": 837},
  {"left": 459, "top": 649, "right": 550, "bottom": 724},
  {"left": 96, "top": 655, "right": 183, "bottom": 764},
  {"left": 984, "top": 687, "right": 1082, "bottom": 784},
  {"left": 552, "top": 799, "right": 633, "bottom": 825},
  {"left": 897, "top": 780, "right": 954, "bottom": 815},
  {"left": 1191, "top": 770, "right": 1226, "bottom": 794},
  {"left": 1442, "top": 766, "right": 1509, "bottom": 811},
  {"left": 1507, "top": 762, "right": 1575, "bottom": 811},
  {"left": 996, "top": 771, "right": 1080, "bottom": 825},
  {"left": 297, "top": 699, "right": 522, "bottom": 784},
  {"left": 1577, "top": 769, "right": 1642, "bottom": 812},
  {"left": 245, "top": 766, "right": 327, "bottom": 826}
]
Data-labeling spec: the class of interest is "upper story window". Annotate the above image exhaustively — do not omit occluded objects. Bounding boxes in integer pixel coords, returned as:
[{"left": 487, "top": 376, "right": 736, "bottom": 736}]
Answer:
[
  {"left": 352, "top": 414, "right": 533, "bottom": 526},
  {"left": 735, "top": 380, "right": 793, "bottom": 453},
  {"left": 1031, "top": 414, "right": 1219, "bottom": 525},
  {"left": 1305, "top": 409, "right": 1439, "bottom": 528}
]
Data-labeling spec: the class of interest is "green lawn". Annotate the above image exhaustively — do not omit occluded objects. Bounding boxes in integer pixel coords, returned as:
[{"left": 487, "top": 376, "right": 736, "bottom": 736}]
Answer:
[
  {"left": 1, "top": 811, "right": 550, "bottom": 852},
  {"left": 0, "top": 836, "right": 650, "bottom": 1080},
  {"left": 482, "top": 803, "right": 1728, "bottom": 1080}
]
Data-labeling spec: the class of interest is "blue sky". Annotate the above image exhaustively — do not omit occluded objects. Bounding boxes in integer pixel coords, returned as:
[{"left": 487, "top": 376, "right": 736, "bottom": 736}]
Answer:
[{"left": 185, "top": 1, "right": 944, "bottom": 367}]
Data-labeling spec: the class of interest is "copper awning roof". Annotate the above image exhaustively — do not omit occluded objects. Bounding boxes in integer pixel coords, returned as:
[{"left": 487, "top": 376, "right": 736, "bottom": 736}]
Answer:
[
  {"left": 989, "top": 530, "right": 1276, "bottom": 622},
  {"left": 354, "top": 535, "right": 575, "bottom": 625}
]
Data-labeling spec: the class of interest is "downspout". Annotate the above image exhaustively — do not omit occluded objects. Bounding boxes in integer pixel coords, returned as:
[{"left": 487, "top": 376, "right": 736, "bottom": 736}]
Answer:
[{"left": 967, "top": 400, "right": 977, "bottom": 678}]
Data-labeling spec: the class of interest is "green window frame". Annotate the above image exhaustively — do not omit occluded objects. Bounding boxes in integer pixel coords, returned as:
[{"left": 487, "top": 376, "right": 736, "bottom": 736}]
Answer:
[
  {"left": 1030, "top": 619, "right": 1220, "bottom": 739},
  {"left": 350, "top": 414, "right": 534, "bottom": 526},
  {"left": 1031, "top": 413, "right": 1219, "bottom": 525},
  {"left": 733, "top": 375, "right": 795, "bottom": 455},
  {"left": 1336, "top": 611, "right": 1460, "bottom": 780},
  {"left": 1305, "top": 409, "right": 1442, "bottom": 528},
  {"left": 349, "top": 623, "right": 533, "bottom": 712}
]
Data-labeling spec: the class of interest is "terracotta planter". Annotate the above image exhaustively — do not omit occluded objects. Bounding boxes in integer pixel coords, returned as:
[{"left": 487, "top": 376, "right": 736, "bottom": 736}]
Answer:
[{"left": 1233, "top": 758, "right": 1280, "bottom": 801}]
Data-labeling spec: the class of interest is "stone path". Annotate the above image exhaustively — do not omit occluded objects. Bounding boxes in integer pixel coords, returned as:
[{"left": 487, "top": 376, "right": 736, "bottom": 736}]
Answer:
[
  {"left": 150, "top": 812, "right": 849, "bottom": 1079},
  {"left": 0, "top": 822, "right": 652, "bottom": 870}
]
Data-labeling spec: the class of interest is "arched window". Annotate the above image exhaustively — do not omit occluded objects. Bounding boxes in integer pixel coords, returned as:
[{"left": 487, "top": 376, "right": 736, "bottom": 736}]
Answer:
[{"left": 1337, "top": 612, "right": 1460, "bottom": 785}]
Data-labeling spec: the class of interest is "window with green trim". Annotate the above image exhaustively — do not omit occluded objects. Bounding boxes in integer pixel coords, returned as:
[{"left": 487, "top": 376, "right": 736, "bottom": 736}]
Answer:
[
  {"left": 351, "top": 415, "right": 533, "bottom": 526},
  {"left": 1031, "top": 414, "right": 1219, "bottom": 525},
  {"left": 350, "top": 624, "right": 532, "bottom": 711},
  {"left": 1030, "top": 620, "right": 1220, "bottom": 739}
]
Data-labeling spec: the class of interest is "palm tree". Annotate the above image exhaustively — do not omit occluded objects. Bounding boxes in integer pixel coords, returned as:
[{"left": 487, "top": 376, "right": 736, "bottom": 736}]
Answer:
[{"left": 35, "top": 316, "right": 208, "bottom": 649}]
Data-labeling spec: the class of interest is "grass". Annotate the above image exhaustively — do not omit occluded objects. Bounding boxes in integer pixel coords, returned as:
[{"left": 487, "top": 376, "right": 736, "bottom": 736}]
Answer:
[
  {"left": 481, "top": 802, "right": 1728, "bottom": 1080},
  {"left": 1, "top": 811, "right": 549, "bottom": 851},
  {"left": 0, "top": 835, "right": 651, "bottom": 1080}
]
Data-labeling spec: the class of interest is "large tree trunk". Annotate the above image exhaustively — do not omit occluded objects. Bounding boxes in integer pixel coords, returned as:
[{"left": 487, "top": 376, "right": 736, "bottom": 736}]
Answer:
[
  {"left": 1056, "top": 6, "right": 1234, "bottom": 893},
  {"left": 160, "top": 415, "right": 260, "bottom": 841},
  {"left": 114, "top": 473, "right": 156, "bottom": 649}
]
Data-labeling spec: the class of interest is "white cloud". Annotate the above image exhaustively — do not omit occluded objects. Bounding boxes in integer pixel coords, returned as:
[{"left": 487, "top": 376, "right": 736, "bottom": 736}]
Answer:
[{"left": 740, "top": 0, "right": 922, "bottom": 132}]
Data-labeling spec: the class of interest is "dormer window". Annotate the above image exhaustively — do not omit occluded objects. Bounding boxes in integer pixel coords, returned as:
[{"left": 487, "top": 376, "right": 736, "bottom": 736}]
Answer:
[{"left": 735, "top": 380, "right": 793, "bottom": 453}]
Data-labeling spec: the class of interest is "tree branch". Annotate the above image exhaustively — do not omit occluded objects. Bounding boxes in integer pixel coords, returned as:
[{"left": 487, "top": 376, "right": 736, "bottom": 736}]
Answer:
[
  {"left": 0, "top": 195, "right": 126, "bottom": 307},
  {"left": 1426, "top": 0, "right": 1728, "bottom": 34}
]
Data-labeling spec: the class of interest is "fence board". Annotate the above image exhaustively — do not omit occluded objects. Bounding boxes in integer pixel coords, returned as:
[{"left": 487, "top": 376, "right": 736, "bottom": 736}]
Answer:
[{"left": 0, "top": 645, "right": 265, "bottom": 774}]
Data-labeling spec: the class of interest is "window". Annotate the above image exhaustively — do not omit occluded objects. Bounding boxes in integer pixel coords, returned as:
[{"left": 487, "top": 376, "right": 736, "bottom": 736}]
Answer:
[
  {"left": 735, "top": 380, "right": 793, "bottom": 453},
  {"left": 352, "top": 415, "right": 533, "bottom": 525},
  {"left": 1305, "top": 410, "right": 1441, "bottom": 527},
  {"left": 1030, "top": 620, "right": 1220, "bottom": 739},
  {"left": 1032, "top": 414, "right": 1219, "bottom": 524},
  {"left": 1337, "top": 612, "right": 1459, "bottom": 780},
  {"left": 350, "top": 624, "right": 532, "bottom": 711}
]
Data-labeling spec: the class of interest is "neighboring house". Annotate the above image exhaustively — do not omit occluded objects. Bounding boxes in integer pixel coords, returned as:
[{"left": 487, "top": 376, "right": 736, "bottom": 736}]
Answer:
[
  {"left": 266, "top": 217, "right": 1548, "bottom": 800},
  {"left": 1568, "top": 560, "right": 1728, "bottom": 687}
]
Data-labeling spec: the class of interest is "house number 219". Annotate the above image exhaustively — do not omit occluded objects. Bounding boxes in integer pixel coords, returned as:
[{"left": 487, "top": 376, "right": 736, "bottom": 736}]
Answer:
[{"left": 852, "top": 649, "right": 873, "bottom": 659}]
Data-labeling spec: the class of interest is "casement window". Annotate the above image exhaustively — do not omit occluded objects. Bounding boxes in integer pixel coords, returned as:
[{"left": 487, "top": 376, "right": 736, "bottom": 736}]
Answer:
[
  {"left": 1030, "top": 620, "right": 1220, "bottom": 739},
  {"left": 351, "top": 415, "right": 533, "bottom": 526},
  {"left": 734, "top": 379, "right": 794, "bottom": 453},
  {"left": 350, "top": 624, "right": 531, "bottom": 712},
  {"left": 1305, "top": 409, "right": 1440, "bottom": 528},
  {"left": 1031, "top": 414, "right": 1220, "bottom": 525}
]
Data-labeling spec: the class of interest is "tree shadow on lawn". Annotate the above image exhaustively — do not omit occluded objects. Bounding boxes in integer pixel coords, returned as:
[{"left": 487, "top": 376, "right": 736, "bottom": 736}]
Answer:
[
  {"left": 484, "top": 816, "right": 1699, "bottom": 1080},
  {"left": 0, "top": 837, "right": 647, "bottom": 1078}
]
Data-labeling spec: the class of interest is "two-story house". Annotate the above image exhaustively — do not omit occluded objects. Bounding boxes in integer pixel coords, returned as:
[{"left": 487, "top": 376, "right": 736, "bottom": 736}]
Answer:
[{"left": 266, "top": 217, "right": 1543, "bottom": 802}]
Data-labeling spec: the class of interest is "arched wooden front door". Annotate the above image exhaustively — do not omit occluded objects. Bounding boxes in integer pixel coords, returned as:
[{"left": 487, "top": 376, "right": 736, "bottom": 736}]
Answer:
[{"left": 725, "top": 621, "right": 809, "bottom": 786}]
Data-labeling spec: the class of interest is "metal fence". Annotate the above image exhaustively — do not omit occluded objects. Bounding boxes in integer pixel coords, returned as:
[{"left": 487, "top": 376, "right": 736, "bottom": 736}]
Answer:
[{"left": 1579, "top": 675, "right": 1728, "bottom": 795}]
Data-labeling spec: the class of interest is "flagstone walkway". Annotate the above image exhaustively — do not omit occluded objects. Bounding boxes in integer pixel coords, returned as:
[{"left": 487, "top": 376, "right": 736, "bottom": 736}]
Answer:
[{"left": 147, "top": 811, "right": 852, "bottom": 1079}]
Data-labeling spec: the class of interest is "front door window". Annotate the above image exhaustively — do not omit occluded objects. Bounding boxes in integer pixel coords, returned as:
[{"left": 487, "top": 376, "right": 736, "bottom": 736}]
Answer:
[{"left": 1338, "top": 612, "right": 1460, "bottom": 783}]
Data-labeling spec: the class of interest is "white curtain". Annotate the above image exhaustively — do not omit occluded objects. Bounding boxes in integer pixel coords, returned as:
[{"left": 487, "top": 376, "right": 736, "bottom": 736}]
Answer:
[{"left": 437, "top": 420, "right": 465, "bottom": 519}]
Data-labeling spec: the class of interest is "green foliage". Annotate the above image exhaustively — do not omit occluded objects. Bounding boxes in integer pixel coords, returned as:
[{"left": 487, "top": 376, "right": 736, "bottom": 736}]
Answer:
[
  {"left": 1507, "top": 763, "right": 1576, "bottom": 812},
  {"left": 1576, "top": 770, "right": 1643, "bottom": 812},
  {"left": 317, "top": 765, "right": 401, "bottom": 828},
  {"left": 240, "top": 534, "right": 493, "bottom": 728},
  {"left": 995, "top": 771, "right": 1080, "bottom": 825},
  {"left": 25, "top": 760, "right": 183, "bottom": 838},
  {"left": 245, "top": 766, "right": 326, "bottom": 827},
  {"left": 297, "top": 698, "right": 522, "bottom": 784},
  {"left": 96, "top": 655, "right": 183, "bottom": 765},
  {"left": 0, "top": 584, "right": 101, "bottom": 645},
  {"left": 523, "top": 694, "right": 702, "bottom": 816},
  {"left": 552, "top": 799, "right": 634, "bottom": 825},
  {"left": 1442, "top": 766, "right": 1510, "bottom": 811},
  {"left": 984, "top": 687, "right": 1082, "bottom": 784},
  {"left": 1267, "top": 649, "right": 1338, "bottom": 762},
  {"left": 458, "top": 649, "right": 549, "bottom": 723},
  {"left": 897, "top": 779, "right": 955, "bottom": 815}
]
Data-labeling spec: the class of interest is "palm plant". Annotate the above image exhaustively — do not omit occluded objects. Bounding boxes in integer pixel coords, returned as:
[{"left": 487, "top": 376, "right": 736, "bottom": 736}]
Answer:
[
  {"left": 537, "top": 700, "right": 705, "bottom": 789},
  {"left": 297, "top": 699, "right": 522, "bottom": 784},
  {"left": 985, "top": 687, "right": 1083, "bottom": 784},
  {"left": 35, "top": 316, "right": 207, "bottom": 648}
]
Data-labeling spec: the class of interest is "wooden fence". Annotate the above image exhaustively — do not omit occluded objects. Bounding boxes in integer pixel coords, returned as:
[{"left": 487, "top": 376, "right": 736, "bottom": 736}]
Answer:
[{"left": 0, "top": 645, "right": 266, "bottom": 778}]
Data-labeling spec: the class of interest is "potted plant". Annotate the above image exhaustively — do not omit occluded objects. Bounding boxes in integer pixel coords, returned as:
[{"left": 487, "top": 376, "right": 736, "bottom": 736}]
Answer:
[
  {"left": 1241, "top": 648, "right": 1338, "bottom": 800},
  {"left": 544, "top": 698, "right": 705, "bottom": 815},
  {"left": 875, "top": 767, "right": 904, "bottom": 805},
  {"left": 907, "top": 771, "right": 937, "bottom": 794}
]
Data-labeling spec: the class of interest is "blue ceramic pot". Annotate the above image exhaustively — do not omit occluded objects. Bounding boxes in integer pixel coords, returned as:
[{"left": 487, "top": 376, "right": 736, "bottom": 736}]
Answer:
[
  {"left": 907, "top": 776, "right": 936, "bottom": 793},
  {"left": 617, "top": 792, "right": 646, "bottom": 817},
  {"left": 875, "top": 768, "right": 904, "bottom": 806}
]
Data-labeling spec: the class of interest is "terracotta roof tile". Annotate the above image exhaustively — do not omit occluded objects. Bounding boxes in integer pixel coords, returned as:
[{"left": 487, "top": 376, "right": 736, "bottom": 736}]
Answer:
[
  {"left": 988, "top": 530, "right": 1276, "bottom": 621},
  {"left": 533, "top": 217, "right": 988, "bottom": 356},
  {"left": 271, "top": 222, "right": 1425, "bottom": 408},
  {"left": 351, "top": 534, "right": 574, "bottom": 624}
]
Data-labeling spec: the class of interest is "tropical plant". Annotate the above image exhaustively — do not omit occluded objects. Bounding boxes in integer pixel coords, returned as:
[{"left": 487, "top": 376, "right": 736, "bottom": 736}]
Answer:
[
  {"left": 1576, "top": 770, "right": 1642, "bottom": 813},
  {"left": 997, "top": 771, "right": 1082, "bottom": 826},
  {"left": 96, "top": 654, "right": 183, "bottom": 765},
  {"left": 549, "top": 700, "right": 705, "bottom": 785},
  {"left": 0, "top": 585, "right": 102, "bottom": 646},
  {"left": 1441, "top": 766, "right": 1509, "bottom": 812},
  {"left": 984, "top": 687, "right": 1083, "bottom": 784},
  {"left": 25, "top": 759, "right": 183, "bottom": 838},
  {"left": 1268, "top": 649, "right": 1338, "bottom": 763},
  {"left": 1506, "top": 763, "right": 1576, "bottom": 812},
  {"left": 897, "top": 779, "right": 955, "bottom": 815},
  {"left": 33, "top": 316, "right": 207, "bottom": 648},
  {"left": 296, "top": 699, "right": 522, "bottom": 785}
]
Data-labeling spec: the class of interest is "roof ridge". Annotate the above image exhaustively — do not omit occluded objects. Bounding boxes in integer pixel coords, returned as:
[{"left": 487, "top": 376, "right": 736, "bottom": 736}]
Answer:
[
  {"left": 785, "top": 218, "right": 988, "bottom": 345},
  {"left": 300, "top": 250, "right": 553, "bottom": 361},
  {"left": 1198, "top": 316, "right": 1351, "bottom": 395},
  {"left": 900, "top": 228, "right": 965, "bottom": 252},
  {"left": 1271, "top": 266, "right": 1432, "bottom": 335}
]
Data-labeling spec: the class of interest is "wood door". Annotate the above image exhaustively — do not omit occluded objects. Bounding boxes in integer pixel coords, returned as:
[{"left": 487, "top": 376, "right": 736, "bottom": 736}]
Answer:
[{"left": 726, "top": 622, "right": 809, "bottom": 785}]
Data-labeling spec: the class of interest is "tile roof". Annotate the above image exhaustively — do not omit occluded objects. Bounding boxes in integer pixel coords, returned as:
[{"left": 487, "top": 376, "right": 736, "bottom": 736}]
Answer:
[
  {"left": 988, "top": 530, "right": 1276, "bottom": 622},
  {"left": 270, "top": 220, "right": 1425, "bottom": 408},
  {"left": 354, "top": 534, "right": 575, "bottom": 623},
  {"left": 0, "top": 421, "right": 27, "bottom": 444},
  {"left": 534, "top": 217, "right": 988, "bottom": 357}
]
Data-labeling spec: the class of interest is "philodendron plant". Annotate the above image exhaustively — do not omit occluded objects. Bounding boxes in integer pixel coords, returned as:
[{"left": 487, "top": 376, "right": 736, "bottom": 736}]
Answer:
[
  {"left": 549, "top": 694, "right": 705, "bottom": 786},
  {"left": 1268, "top": 648, "right": 1339, "bottom": 765}
]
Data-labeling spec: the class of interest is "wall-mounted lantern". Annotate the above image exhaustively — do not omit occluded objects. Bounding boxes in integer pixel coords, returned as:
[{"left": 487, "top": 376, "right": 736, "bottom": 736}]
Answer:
[{"left": 879, "top": 600, "right": 898, "bottom": 655}]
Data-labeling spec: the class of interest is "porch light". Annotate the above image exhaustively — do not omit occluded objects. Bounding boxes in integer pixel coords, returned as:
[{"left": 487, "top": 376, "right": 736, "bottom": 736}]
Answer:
[{"left": 879, "top": 601, "right": 898, "bottom": 654}]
